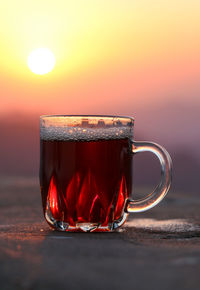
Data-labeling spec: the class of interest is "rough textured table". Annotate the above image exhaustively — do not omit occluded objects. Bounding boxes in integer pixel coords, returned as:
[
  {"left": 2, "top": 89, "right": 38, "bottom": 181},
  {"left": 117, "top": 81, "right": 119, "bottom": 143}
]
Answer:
[{"left": 0, "top": 177, "right": 200, "bottom": 290}]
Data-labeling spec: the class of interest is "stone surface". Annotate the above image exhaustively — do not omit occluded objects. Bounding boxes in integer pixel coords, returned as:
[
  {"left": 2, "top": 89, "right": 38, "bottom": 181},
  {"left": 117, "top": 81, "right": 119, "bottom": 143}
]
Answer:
[{"left": 0, "top": 177, "right": 200, "bottom": 290}]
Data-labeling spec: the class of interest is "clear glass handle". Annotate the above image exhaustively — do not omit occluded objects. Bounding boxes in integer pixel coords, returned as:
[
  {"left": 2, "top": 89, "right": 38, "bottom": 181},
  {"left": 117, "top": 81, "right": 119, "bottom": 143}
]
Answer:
[{"left": 126, "top": 141, "right": 172, "bottom": 213}]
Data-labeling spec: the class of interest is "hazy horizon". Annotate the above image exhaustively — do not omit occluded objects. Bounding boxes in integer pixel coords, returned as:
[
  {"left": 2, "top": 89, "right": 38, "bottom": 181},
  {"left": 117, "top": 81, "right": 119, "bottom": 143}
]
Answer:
[{"left": 1, "top": 102, "right": 199, "bottom": 194}]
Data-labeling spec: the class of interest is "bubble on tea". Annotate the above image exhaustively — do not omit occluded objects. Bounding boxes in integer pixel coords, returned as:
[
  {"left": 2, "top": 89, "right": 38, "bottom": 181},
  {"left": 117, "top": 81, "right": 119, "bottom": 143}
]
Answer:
[{"left": 40, "top": 124, "right": 133, "bottom": 141}]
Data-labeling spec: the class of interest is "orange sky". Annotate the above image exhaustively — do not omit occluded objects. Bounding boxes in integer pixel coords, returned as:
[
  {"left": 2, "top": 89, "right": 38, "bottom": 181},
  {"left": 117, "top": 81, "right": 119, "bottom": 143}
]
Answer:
[{"left": 0, "top": 0, "right": 200, "bottom": 114}]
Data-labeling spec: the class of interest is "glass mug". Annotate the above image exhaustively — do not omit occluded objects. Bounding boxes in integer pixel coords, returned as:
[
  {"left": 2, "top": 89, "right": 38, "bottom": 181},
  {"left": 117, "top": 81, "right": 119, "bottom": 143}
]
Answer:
[{"left": 40, "top": 115, "right": 172, "bottom": 232}]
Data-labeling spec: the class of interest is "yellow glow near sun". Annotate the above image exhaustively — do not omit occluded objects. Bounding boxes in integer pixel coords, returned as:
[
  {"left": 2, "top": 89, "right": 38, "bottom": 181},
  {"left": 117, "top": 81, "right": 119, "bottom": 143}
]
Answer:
[{"left": 27, "top": 48, "right": 55, "bottom": 75}]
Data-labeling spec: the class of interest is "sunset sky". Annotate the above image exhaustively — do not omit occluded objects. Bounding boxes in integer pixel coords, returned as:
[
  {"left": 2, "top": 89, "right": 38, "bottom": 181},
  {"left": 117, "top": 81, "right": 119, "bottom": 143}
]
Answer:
[
  {"left": 0, "top": 0, "right": 199, "bottom": 115},
  {"left": 0, "top": 0, "right": 200, "bottom": 189}
]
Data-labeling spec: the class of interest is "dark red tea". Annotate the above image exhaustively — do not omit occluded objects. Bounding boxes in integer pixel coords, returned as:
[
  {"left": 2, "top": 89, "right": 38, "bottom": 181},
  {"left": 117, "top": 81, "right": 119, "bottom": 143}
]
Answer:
[{"left": 40, "top": 138, "right": 133, "bottom": 231}]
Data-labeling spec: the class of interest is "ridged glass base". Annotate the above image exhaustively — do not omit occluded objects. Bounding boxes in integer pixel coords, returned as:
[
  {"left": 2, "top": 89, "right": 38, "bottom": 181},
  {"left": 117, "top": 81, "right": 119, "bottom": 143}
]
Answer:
[{"left": 45, "top": 207, "right": 128, "bottom": 232}]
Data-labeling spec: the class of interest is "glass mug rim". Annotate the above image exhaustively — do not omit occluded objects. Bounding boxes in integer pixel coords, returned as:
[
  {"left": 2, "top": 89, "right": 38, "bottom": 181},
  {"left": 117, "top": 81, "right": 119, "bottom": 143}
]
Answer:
[{"left": 40, "top": 114, "right": 134, "bottom": 122}]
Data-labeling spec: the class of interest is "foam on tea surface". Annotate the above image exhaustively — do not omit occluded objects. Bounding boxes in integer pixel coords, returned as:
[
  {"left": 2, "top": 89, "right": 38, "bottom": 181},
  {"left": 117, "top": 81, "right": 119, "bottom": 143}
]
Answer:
[{"left": 40, "top": 125, "right": 133, "bottom": 141}]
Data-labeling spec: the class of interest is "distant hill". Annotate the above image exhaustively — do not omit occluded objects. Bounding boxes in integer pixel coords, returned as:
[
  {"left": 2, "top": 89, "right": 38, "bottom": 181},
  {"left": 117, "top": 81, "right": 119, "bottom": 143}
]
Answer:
[{"left": 0, "top": 105, "right": 199, "bottom": 194}]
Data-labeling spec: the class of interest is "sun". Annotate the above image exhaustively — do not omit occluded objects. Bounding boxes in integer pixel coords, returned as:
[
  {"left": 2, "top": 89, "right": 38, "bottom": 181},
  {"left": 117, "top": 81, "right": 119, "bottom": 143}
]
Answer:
[{"left": 27, "top": 48, "right": 56, "bottom": 75}]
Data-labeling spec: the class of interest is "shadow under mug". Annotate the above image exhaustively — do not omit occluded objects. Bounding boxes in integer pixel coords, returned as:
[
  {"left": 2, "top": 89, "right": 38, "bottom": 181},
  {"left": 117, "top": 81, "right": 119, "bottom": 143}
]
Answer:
[{"left": 40, "top": 115, "right": 172, "bottom": 232}]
